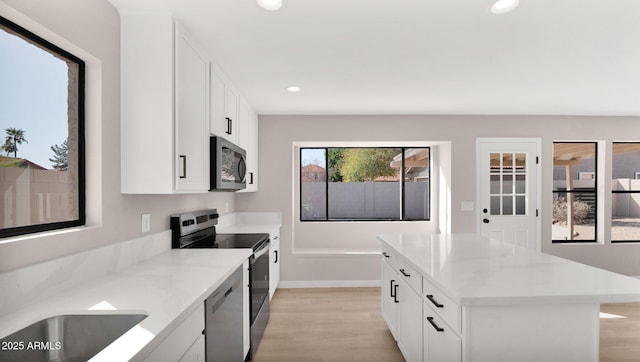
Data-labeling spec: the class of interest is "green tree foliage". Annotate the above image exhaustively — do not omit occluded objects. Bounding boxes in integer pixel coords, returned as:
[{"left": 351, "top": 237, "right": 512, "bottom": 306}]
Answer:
[
  {"left": 2, "top": 128, "right": 27, "bottom": 158},
  {"left": 49, "top": 139, "right": 68, "bottom": 170},
  {"left": 339, "top": 148, "right": 400, "bottom": 182},
  {"left": 327, "top": 148, "right": 345, "bottom": 182}
]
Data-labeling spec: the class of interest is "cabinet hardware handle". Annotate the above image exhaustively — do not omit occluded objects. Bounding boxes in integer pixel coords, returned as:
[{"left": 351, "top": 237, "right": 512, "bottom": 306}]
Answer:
[
  {"left": 393, "top": 284, "right": 399, "bottom": 303},
  {"left": 399, "top": 269, "right": 411, "bottom": 277},
  {"left": 427, "top": 317, "right": 445, "bottom": 332},
  {"left": 426, "top": 294, "right": 444, "bottom": 308},
  {"left": 390, "top": 280, "right": 396, "bottom": 298},
  {"left": 273, "top": 236, "right": 279, "bottom": 240},
  {"left": 382, "top": 252, "right": 390, "bottom": 258},
  {"left": 249, "top": 172, "right": 254, "bottom": 185},
  {"left": 179, "top": 155, "right": 187, "bottom": 179},
  {"left": 274, "top": 250, "right": 278, "bottom": 263},
  {"left": 225, "top": 117, "right": 232, "bottom": 134}
]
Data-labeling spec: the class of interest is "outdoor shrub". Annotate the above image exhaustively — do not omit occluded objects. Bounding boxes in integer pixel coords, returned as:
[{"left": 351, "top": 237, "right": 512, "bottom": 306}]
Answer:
[{"left": 552, "top": 196, "right": 591, "bottom": 225}]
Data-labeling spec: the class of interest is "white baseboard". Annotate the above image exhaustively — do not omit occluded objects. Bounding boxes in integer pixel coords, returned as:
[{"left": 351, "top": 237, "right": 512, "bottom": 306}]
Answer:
[{"left": 278, "top": 280, "right": 381, "bottom": 288}]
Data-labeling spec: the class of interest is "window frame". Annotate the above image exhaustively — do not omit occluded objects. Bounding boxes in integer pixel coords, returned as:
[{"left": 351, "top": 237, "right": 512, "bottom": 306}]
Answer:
[
  {"left": 299, "top": 146, "right": 430, "bottom": 222},
  {"left": 0, "top": 15, "right": 86, "bottom": 238},
  {"left": 611, "top": 142, "right": 640, "bottom": 243},
  {"left": 552, "top": 141, "right": 598, "bottom": 243}
]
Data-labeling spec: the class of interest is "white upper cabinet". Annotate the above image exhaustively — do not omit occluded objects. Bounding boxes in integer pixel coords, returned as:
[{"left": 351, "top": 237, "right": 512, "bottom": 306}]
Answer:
[
  {"left": 120, "top": 13, "right": 209, "bottom": 193},
  {"left": 175, "top": 23, "right": 210, "bottom": 192},
  {"left": 210, "top": 67, "right": 239, "bottom": 144},
  {"left": 238, "top": 99, "right": 258, "bottom": 192}
]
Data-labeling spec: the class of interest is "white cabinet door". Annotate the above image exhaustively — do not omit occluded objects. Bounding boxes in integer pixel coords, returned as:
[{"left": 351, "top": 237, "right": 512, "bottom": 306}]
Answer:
[
  {"left": 120, "top": 14, "right": 209, "bottom": 194},
  {"left": 381, "top": 258, "right": 398, "bottom": 339},
  {"left": 175, "top": 24, "right": 209, "bottom": 191},
  {"left": 143, "top": 304, "right": 204, "bottom": 362},
  {"left": 424, "top": 303, "right": 461, "bottom": 362},
  {"left": 268, "top": 229, "right": 281, "bottom": 300},
  {"left": 179, "top": 335, "right": 205, "bottom": 362},
  {"left": 397, "top": 278, "right": 423, "bottom": 362},
  {"left": 210, "top": 69, "right": 239, "bottom": 144},
  {"left": 238, "top": 106, "right": 258, "bottom": 192}
]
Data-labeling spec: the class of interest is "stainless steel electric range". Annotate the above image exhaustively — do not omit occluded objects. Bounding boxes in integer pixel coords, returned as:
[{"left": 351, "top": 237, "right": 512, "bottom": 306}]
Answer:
[{"left": 170, "top": 209, "right": 270, "bottom": 361}]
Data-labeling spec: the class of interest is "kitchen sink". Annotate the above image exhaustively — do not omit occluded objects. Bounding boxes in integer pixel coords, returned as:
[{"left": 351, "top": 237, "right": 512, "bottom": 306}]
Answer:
[{"left": 0, "top": 313, "right": 147, "bottom": 362}]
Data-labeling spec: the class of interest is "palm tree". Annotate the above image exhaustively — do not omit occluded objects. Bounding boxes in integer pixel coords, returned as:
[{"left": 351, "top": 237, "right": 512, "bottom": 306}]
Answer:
[{"left": 3, "top": 128, "right": 28, "bottom": 158}]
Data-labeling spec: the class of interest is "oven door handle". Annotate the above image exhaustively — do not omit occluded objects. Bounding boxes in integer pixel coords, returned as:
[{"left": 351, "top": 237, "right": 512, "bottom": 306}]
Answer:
[{"left": 253, "top": 242, "right": 270, "bottom": 259}]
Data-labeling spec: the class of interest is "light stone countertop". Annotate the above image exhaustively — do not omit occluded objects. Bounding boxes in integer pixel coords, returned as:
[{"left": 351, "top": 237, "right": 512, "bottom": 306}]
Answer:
[
  {"left": 0, "top": 248, "right": 252, "bottom": 361},
  {"left": 378, "top": 233, "right": 640, "bottom": 306}
]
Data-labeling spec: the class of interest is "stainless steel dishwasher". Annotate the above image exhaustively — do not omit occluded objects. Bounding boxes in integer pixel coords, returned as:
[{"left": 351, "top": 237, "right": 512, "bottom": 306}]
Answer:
[{"left": 205, "top": 265, "right": 244, "bottom": 362}]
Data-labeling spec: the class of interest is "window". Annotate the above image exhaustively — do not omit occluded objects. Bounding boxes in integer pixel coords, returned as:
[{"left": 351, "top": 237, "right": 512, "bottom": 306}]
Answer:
[
  {"left": 611, "top": 142, "right": 640, "bottom": 243},
  {"left": 300, "top": 147, "right": 430, "bottom": 221},
  {"left": 0, "top": 16, "right": 85, "bottom": 238},
  {"left": 552, "top": 142, "right": 597, "bottom": 242}
]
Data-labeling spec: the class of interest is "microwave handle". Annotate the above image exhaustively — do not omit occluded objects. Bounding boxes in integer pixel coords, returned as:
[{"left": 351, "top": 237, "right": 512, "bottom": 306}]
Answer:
[{"left": 238, "top": 155, "right": 247, "bottom": 182}]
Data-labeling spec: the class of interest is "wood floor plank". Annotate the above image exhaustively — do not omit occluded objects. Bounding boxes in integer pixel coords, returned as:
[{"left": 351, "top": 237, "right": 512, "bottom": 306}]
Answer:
[
  {"left": 252, "top": 288, "right": 404, "bottom": 362},
  {"left": 253, "top": 288, "right": 640, "bottom": 362}
]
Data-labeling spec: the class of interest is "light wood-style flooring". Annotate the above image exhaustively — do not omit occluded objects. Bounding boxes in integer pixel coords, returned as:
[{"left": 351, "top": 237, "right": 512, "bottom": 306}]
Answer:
[{"left": 252, "top": 288, "right": 640, "bottom": 362}]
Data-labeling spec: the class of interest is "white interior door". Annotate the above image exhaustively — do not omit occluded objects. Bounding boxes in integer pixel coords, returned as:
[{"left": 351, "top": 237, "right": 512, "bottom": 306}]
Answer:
[{"left": 477, "top": 138, "right": 541, "bottom": 251}]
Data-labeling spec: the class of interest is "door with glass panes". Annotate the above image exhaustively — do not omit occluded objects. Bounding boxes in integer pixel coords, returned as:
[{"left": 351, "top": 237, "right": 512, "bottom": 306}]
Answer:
[{"left": 477, "top": 138, "right": 541, "bottom": 251}]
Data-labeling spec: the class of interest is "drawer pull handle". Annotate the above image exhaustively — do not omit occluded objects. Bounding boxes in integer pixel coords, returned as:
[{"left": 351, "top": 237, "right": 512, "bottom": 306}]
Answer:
[
  {"left": 399, "top": 269, "right": 411, "bottom": 277},
  {"left": 382, "top": 252, "right": 390, "bottom": 258},
  {"left": 426, "top": 294, "right": 444, "bottom": 308},
  {"left": 427, "top": 317, "right": 445, "bottom": 332}
]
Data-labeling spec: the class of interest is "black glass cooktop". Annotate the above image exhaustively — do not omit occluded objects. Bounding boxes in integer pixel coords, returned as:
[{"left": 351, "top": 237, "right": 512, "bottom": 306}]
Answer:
[{"left": 180, "top": 229, "right": 269, "bottom": 250}]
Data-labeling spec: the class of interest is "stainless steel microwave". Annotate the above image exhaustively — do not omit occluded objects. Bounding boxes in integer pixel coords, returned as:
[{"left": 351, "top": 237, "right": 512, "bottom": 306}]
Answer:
[{"left": 210, "top": 136, "right": 247, "bottom": 191}]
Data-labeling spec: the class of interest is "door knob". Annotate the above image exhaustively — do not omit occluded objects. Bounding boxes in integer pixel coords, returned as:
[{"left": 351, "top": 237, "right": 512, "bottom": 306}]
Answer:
[{"left": 483, "top": 218, "right": 490, "bottom": 224}]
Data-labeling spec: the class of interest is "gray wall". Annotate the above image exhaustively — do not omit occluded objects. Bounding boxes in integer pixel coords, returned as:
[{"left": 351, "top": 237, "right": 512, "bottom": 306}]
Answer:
[
  {"left": 237, "top": 115, "right": 640, "bottom": 284},
  {"left": 0, "top": 0, "right": 236, "bottom": 272}
]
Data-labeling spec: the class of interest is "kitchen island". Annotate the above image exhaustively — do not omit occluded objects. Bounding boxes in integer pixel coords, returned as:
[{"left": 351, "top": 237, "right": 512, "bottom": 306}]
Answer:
[{"left": 379, "top": 233, "right": 640, "bottom": 362}]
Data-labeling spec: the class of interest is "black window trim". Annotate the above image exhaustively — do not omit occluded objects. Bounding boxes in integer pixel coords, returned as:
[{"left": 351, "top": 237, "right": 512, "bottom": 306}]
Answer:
[
  {"left": 0, "top": 15, "right": 86, "bottom": 238},
  {"left": 299, "top": 146, "right": 431, "bottom": 222}
]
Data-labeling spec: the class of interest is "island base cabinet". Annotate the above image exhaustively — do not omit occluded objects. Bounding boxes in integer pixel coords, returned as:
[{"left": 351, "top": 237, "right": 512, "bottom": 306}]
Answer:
[
  {"left": 381, "top": 259, "right": 398, "bottom": 339},
  {"left": 397, "top": 278, "right": 423, "bottom": 362},
  {"left": 424, "top": 303, "right": 461, "bottom": 362},
  {"left": 463, "top": 303, "right": 599, "bottom": 362}
]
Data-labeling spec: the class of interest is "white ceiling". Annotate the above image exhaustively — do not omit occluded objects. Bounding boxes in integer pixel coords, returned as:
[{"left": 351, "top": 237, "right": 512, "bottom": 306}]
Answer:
[{"left": 107, "top": 0, "right": 640, "bottom": 116}]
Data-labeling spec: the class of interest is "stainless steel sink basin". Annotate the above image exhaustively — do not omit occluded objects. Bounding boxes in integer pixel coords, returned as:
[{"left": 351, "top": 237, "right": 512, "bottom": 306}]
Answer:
[{"left": 0, "top": 313, "right": 147, "bottom": 362}]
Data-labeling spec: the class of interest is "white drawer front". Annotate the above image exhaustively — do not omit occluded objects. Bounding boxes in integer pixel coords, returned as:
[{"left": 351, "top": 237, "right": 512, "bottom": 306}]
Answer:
[
  {"left": 424, "top": 302, "right": 462, "bottom": 362},
  {"left": 398, "top": 260, "right": 421, "bottom": 295},
  {"left": 423, "top": 277, "right": 460, "bottom": 333},
  {"left": 381, "top": 244, "right": 398, "bottom": 270}
]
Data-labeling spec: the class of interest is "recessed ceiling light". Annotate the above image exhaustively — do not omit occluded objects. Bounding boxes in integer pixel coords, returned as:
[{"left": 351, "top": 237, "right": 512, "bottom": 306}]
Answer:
[
  {"left": 490, "top": 0, "right": 519, "bottom": 14},
  {"left": 257, "top": 0, "right": 283, "bottom": 11},
  {"left": 286, "top": 86, "right": 301, "bottom": 93}
]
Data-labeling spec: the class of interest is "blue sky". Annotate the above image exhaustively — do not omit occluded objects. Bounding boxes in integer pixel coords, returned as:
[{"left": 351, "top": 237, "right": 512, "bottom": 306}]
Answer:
[
  {"left": 301, "top": 148, "right": 326, "bottom": 167},
  {"left": 0, "top": 27, "right": 68, "bottom": 169}
]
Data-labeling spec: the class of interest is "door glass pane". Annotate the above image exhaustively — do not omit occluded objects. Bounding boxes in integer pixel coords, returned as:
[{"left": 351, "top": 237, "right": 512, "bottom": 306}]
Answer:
[
  {"left": 491, "top": 196, "right": 500, "bottom": 215},
  {"left": 515, "top": 153, "right": 526, "bottom": 173},
  {"left": 502, "top": 153, "right": 513, "bottom": 169},
  {"left": 490, "top": 153, "right": 500, "bottom": 173},
  {"left": 502, "top": 175, "right": 513, "bottom": 194},
  {"left": 515, "top": 196, "right": 526, "bottom": 215},
  {"left": 490, "top": 175, "right": 500, "bottom": 194},
  {"left": 516, "top": 175, "right": 526, "bottom": 193},
  {"left": 502, "top": 196, "right": 513, "bottom": 215}
]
